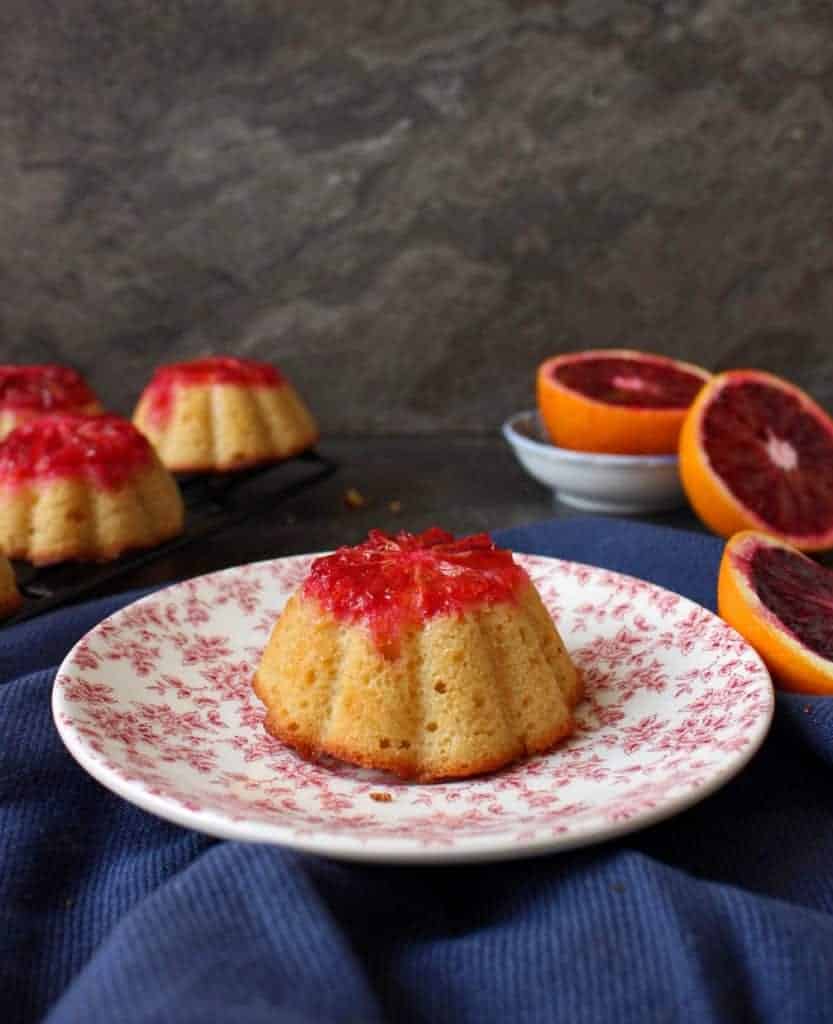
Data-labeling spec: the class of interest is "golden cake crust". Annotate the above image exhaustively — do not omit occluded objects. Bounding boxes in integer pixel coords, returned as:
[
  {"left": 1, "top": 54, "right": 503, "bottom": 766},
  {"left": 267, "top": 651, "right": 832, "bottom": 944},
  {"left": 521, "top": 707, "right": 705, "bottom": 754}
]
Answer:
[
  {"left": 253, "top": 581, "right": 580, "bottom": 782},
  {"left": 0, "top": 554, "right": 22, "bottom": 619},
  {"left": 133, "top": 378, "right": 319, "bottom": 473},
  {"left": 0, "top": 457, "right": 184, "bottom": 565}
]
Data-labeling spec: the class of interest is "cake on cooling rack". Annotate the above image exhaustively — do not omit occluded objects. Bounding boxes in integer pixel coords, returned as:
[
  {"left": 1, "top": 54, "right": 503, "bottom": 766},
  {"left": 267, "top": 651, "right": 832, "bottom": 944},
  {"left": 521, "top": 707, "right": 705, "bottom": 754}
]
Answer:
[
  {"left": 133, "top": 356, "right": 318, "bottom": 473},
  {"left": 0, "top": 414, "right": 184, "bottom": 564}
]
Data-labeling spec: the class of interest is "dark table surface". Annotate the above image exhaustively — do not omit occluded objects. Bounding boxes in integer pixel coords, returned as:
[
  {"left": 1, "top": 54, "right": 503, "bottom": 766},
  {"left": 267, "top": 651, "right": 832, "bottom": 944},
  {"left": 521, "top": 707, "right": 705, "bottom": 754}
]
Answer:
[{"left": 8, "top": 434, "right": 706, "bottom": 622}]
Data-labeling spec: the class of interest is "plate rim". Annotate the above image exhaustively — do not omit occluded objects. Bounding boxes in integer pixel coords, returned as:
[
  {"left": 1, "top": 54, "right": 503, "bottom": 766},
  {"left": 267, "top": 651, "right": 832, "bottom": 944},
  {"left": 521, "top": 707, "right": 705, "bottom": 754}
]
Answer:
[{"left": 52, "top": 553, "right": 775, "bottom": 865}]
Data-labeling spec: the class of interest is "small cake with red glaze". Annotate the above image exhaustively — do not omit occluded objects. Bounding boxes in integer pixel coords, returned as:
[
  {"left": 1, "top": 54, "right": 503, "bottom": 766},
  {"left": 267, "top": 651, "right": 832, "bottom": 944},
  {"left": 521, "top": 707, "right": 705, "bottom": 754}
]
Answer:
[
  {"left": 132, "top": 356, "right": 318, "bottom": 472},
  {"left": 253, "top": 528, "right": 580, "bottom": 781},
  {"left": 0, "top": 554, "right": 22, "bottom": 619},
  {"left": 0, "top": 414, "right": 184, "bottom": 565},
  {"left": 0, "top": 364, "right": 103, "bottom": 440}
]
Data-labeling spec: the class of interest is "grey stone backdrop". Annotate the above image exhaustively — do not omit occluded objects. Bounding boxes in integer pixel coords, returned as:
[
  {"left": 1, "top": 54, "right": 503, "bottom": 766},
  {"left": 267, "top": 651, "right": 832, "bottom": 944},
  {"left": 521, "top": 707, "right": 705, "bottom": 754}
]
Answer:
[{"left": 1, "top": 0, "right": 832, "bottom": 434}]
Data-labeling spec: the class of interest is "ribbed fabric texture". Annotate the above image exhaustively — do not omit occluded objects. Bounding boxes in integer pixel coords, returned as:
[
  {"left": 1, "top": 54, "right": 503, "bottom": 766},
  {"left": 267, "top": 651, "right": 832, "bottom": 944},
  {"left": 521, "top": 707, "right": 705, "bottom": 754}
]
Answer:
[{"left": 2, "top": 516, "right": 833, "bottom": 1023}]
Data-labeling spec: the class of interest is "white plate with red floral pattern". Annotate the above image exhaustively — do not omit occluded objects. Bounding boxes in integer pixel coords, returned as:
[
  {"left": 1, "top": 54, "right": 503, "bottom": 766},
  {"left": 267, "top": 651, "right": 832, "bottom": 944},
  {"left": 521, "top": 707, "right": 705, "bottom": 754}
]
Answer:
[{"left": 52, "top": 553, "right": 774, "bottom": 864}]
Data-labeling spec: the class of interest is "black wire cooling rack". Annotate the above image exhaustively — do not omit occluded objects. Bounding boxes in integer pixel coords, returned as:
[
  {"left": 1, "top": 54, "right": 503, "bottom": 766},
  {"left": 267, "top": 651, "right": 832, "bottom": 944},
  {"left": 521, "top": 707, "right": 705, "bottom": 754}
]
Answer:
[{"left": 4, "top": 449, "right": 338, "bottom": 626}]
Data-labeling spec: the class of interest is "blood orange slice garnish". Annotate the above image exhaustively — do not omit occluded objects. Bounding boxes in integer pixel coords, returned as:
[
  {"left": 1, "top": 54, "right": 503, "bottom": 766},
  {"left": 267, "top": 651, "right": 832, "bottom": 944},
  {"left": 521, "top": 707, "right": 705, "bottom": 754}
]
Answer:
[
  {"left": 718, "top": 530, "right": 833, "bottom": 694},
  {"left": 303, "top": 528, "right": 528, "bottom": 655},
  {"left": 536, "top": 349, "right": 710, "bottom": 454},
  {"left": 679, "top": 370, "right": 833, "bottom": 551}
]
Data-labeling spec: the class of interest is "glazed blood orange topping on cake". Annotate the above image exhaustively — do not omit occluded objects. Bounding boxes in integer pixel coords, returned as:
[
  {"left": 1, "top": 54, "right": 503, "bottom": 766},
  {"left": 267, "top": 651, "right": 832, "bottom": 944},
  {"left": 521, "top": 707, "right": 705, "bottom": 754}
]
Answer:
[
  {"left": 143, "top": 356, "right": 286, "bottom": 427},
  {"left": 303, "top": 528, "right": 529, "bottom": 652},
  {"left": 0, "top": 414, "right": 152, "bottom": 490},
  {"left": 550, "top": 355, "right": 705, "bottom": 409},
  {"left": 0, "top": 365, "right": 98, "bottom": 411}
]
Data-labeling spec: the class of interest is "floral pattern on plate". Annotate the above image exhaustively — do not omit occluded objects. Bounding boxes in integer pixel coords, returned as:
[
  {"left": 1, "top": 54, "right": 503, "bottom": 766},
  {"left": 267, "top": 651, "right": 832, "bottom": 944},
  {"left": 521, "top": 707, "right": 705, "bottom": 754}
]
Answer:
[{"left": 53, "top": 554, "right": 774, "bottom": 863}]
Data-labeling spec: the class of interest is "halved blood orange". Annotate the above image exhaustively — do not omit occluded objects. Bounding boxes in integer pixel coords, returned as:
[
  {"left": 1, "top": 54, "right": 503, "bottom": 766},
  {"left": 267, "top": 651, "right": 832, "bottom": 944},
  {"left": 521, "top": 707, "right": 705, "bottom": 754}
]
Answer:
[
  {"left": 718, "top": 530, "right": 833, "bottom": 694},
  {"left": 537, "top": 349, "right": 711, "bottom": 455},
  {"left": 679, "top": 370, "right": 833, "bottom": 551}
]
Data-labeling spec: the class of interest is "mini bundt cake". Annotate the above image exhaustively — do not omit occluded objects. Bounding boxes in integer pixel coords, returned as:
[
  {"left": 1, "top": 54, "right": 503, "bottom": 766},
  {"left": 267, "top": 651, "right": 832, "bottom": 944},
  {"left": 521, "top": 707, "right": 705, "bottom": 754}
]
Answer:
[
  {"left": 0, "top": 364, "right": 102, "bottom": 440},
  {"left": 0, "top": 414, "right": 184, "bottom": 565},
  {"left": 132, "top": 355, "right": 318, "bottom": 472},
  {"left": 0, "top": 554, "right": 22, "bottom": 619},
  {"left": 253, "top": 528, "right": 581, "bottom": 781}
]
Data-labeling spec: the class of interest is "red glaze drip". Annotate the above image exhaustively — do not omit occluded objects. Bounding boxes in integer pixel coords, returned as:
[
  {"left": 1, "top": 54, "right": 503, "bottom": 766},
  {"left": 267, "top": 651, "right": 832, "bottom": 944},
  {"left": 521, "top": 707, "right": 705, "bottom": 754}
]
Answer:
[
  {"left": 0, "top": 414, "right": 153, "bottom": 490},
  {"left": 0, "top": 364, "right": 98, "bottom": 412},
  {"left": 142, "top": 356, "right": 285, "bottom": 427},
  {"left": 303, "top": 528, "right": 530, "bottom": 655}
]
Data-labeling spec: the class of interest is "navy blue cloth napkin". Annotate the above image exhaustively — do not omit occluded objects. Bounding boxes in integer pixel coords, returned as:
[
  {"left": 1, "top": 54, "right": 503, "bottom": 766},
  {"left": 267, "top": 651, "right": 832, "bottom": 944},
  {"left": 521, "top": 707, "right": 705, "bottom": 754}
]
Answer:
[{"left": 3, "top": 517, "right": 833, "bottom": 1024}]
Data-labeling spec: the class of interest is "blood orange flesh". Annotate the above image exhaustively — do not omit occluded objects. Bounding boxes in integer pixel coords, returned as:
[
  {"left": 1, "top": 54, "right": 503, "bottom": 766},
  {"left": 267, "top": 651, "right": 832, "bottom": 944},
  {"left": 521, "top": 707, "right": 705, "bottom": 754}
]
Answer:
[
  {"left": 718, "top": 530, "right": 833, "bottom": 694},
  {"left": 680, "top": 370, "right": 833, "bottom": 550},
  {"left": 750, "top": 545, "right": 833, "bottom": 660},
  {"left": 550, "top": 354, "right": 706, "bottom": 409},
  {"left": 537, "top": 349, "right": 711, "bottom": 455},
  {"left": 705, "top": 378, "right": 833, "bottom": 538}
]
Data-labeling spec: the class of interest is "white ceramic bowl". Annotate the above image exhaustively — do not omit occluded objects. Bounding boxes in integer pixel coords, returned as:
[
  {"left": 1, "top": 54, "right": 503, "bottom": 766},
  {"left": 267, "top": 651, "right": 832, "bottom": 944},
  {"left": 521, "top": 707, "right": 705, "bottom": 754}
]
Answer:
[{"left": 502, "top": 410, "right": 686, "bottom": 514}]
